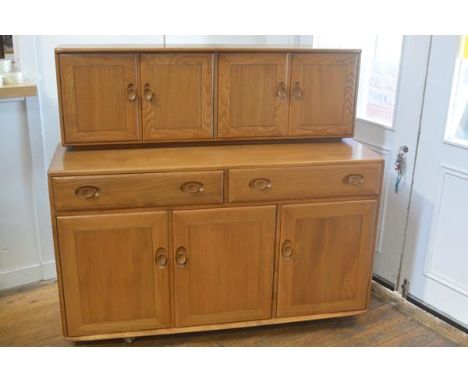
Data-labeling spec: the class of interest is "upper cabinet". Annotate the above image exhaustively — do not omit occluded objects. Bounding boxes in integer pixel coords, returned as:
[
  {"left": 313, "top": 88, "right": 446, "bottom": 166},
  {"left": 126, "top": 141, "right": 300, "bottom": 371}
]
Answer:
[
  {"left": 140, "top": 53, "right": 214, "bottom": 140},
  {"left": 59, "top": 54, "right": 141, "bottom": 144},
  {"left": 217, "top": 53, "right": 289, "bottom": 138},
  {"left": 56, "top": 47, "right": 360, "bottom": 146},
  {"left": 288, "top": 53, "right": 359, "bottom": 137}
]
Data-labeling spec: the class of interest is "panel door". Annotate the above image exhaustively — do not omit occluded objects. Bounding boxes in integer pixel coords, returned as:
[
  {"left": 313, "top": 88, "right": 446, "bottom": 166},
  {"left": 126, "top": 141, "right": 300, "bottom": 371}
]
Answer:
[
  {"left": 59, "top": 54, "right": 140, "bottom": 144},
  {"left": 57, "top": 212, "right": 171, "bottom": 337},
  {"left": 141, "top": 53, "right": 214, "bottom": 140},
  {"left": 218, "top": 53, "right": 289, "bottom": 138},
  {"left": 277, "top": 200, "right": 377, "bottom": 318},
  {"left": 173, "top": 206, "right": 276, "bottom": 327},
  {"left": 288, "top": 53, "right": 358, "bottom": 137}
]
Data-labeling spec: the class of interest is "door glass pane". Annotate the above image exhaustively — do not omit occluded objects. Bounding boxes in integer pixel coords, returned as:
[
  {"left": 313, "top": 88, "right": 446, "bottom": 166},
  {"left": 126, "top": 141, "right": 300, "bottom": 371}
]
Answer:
[
  {"left": 314, "top": 35, "right": 403, "bottom": 127},
  {"left": 446, "top": 35, "right": 468, "bottom": 147}
]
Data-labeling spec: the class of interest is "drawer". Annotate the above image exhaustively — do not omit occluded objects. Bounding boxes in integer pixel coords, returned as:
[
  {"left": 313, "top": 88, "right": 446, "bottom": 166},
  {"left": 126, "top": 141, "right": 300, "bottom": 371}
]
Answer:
[
  {"left": 53, "top": 171, "right": 223, "bottom": 211},
  {"left": 228, "top": 164, "right": 381, "bottom": 203}
]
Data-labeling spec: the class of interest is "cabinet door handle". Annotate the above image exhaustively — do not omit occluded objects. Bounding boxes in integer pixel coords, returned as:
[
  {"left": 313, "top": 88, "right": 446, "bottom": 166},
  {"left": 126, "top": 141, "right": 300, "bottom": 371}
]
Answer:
[
  {"left": 292, "top": 81, "right": 302, "bottom": 100},
  {"left": 75, "top": 185, "right": 100, "bottom": 199},
  {"left": 126, "top": 84, "right": 137, "bottom": 102},
  {"left": 175, "top": 247, "right": 188, "bottom": 266},
  {"left": 277, "top": 81, "right": 287, "bottom": 99},
  {"left": 249, "top": 178, "right": 272, "bottom": 190},
  {"left": 143, "top": 83, "right": 153, "bottom": 101},
  {"left": 155, "top": 247, "right": 168, "bottom": 267},
  {"left": 180, "top": 181, "right": 204, "bottom": 194},
  {"left": 343, "top": 174, "right": 364, "bottom": 185},
  {"left": 281, "top": 240, "right": 294, "bottom": 259}
]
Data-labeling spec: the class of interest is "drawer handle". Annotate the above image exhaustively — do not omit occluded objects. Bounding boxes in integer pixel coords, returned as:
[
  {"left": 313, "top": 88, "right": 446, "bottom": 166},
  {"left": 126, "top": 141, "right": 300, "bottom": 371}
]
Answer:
[
  {"left": 155, "top": 247, "right": 167, "bottom": 268},
  {"left": 281, "top": 240, "right": 293, "bottom": 259},
  {"left": 75, "top": 185, "right": 100, "bottom": 199},
  {"left": 249, "top": 178, "right": 272, "bottom": 190},
  {"left": 343, "top": 174, "right": 365, "bottom": 185},
  {"left": 175, "top": 247, "right": 188, "bottom": 266},
  {"left": 180, "top": 181, "right": 204, "bottom": 194}
]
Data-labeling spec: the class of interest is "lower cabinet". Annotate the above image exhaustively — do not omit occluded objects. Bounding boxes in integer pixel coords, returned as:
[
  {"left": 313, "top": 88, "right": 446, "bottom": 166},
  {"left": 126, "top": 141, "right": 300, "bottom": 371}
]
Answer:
[
  {"left": 276, "top": 200, "right": 377, "bottom": 317},
  {"left": 56, "top": 202, "right": 377, "bottom": 337},
  {"left": 173, "top": 206, "right": 276, "bottom": 326},
  {"left": 57, "top": 212, "right": 171, "bottom": 337}
]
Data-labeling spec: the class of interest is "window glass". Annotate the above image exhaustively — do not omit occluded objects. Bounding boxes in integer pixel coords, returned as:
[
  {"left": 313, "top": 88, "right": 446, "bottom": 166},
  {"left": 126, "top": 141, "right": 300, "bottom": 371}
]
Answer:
[
  {"left": 446, "top": 35, "right": 468, "bottom": 146},
  {"left": 314, "top": 35, "right": 403, "bottom": 127}
]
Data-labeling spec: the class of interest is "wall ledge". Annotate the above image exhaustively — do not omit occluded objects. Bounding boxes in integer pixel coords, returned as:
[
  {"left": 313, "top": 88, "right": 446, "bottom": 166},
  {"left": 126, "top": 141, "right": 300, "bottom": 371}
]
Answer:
[{"left": 0, "top": 83, "right": 37, "bottom": 99}]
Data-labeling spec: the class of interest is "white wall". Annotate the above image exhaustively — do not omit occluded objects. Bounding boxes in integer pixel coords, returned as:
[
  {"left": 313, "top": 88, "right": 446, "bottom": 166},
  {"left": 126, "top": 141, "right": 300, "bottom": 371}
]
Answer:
[
  {"left": 0, "top": 35, "right": 307, "bottom": 290},
  {"left": 0, "top": 99, "right": 46, "bottom": 288}
]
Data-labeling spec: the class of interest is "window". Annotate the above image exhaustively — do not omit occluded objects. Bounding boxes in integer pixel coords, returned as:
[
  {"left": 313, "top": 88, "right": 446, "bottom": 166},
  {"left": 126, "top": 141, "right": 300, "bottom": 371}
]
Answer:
[
  {"left": 446, "top": 35, "right": 468, "bottom": 147},
  {"left": 314, "top": 35, "right": 403, "bottom": 127}
]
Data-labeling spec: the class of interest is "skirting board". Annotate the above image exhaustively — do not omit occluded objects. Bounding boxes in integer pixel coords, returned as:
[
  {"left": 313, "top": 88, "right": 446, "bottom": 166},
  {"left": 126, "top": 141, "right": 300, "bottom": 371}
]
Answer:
[{"left": 0, "top": 260, "right": 56, "bottom": 290}]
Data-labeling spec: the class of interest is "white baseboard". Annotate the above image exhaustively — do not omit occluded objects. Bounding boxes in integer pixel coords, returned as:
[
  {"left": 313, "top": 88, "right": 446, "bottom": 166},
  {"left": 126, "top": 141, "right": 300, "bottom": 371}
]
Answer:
[
  {"left": 0, "top": 260, "right": 57, "bottom": 290},
  {"left": 41, "top": 260, "right": 57, "bottom": 280}
]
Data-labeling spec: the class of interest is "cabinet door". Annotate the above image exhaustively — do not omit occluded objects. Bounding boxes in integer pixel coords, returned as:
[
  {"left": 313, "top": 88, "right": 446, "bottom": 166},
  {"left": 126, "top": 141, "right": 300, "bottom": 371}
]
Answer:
[
  {"left": 218, "top": 53, "right": 289, "bottom": 138},
  {"left": 288, "top": 53, "right": 358, "bottom": 137},
  {"left": 141, "top": 53, "right": 214, "bottom": 140},
  {"left": 57, "top": 212, "right": 171, "bottom": 337},
  {"left": 59, "top": 54, "right": 140, "bottom": 144},
  {"left": 173, "top": 206, "right": 276, "bottom": 327},
  {"left": 277, "top": 201, "right": 377, "bottom": 318}
]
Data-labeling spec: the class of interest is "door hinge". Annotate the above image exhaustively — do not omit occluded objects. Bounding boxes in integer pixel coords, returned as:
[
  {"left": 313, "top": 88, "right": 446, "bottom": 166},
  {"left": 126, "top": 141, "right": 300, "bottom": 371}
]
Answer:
[{"left": 401, "top": 278, "right": 410, "bottom": 299}]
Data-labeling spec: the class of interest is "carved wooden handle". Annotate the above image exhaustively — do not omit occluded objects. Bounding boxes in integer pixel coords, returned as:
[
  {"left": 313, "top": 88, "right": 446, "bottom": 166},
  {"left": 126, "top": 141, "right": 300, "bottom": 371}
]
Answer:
[
  {"left": 75, "top": 185, "right": 100, "bottom": 199},
  {"left": 180, "top": 181, "right": 204, "bottom": 194},
  {"left": 292, "top": 81, "right": 302, "bottom": 100},
  {"left": 143, "top": 83, "right": 153, "bottom": 101},
  {"left": 343, "top": 174, "right": 364, "bottom": 185},
  {"left": 155, "top": 247, "right": 167, "bottom": 267},
  {"left": 277, "top": 81, "right": 287, "bottom": 99},
  {"left": 127, "top": 84, "right": 137, "bottom": 102},
  {"left": 249, "top": 178, "right": 272, "bottom": 190},
  {"left": 281, "top": 240, "right": 293, "bottom": 258},
  {"left": 175, "top": 247, "right": 188, "bottom": 266}
]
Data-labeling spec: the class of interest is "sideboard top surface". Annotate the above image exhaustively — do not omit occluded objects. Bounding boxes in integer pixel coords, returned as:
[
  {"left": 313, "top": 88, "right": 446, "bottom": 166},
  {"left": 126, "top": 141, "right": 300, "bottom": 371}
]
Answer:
[
  {"left": 49, "top": 139, "right": 383, "bottom": 176},
  {"left": 55, "top": 45, "right": 361, "bottom": 54}
]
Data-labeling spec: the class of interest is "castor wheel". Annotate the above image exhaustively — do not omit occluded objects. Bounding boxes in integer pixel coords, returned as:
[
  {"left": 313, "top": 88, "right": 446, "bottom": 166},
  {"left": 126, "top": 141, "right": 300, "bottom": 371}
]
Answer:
[{"left": 123, "top": 337, "right": 135, "bottom": 344}]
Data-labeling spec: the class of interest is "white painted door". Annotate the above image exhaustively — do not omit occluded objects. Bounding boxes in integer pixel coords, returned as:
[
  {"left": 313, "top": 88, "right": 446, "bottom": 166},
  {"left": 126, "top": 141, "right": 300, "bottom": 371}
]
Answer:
[
  {"left": 354, "top": 36, "right": 432, "bottom": 288},
  {"left": 400, "top": 36, "right": 468, "bottom": 328}
]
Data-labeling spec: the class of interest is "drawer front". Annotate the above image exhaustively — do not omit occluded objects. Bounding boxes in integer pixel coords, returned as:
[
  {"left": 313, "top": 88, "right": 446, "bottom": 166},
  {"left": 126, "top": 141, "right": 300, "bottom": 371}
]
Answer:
[
  {"left": 53, "top": 171, "right": 223, "bottom": 211},
  {"left": 228, "top": 164, "right": 381, "bottom": 203}
]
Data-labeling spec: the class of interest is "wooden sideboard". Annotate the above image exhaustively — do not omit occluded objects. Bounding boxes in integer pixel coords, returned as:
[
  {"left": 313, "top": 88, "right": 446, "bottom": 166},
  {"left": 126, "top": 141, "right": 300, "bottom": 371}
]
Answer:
[
  {"left": 55, "top": 45, "right": 360, "bottom": 146},
  {"left": 48, "top": 140, "right": 383, "bottom": 341},
  {"left": 49, "top": 45, "right": 383, "bottom": 342}
]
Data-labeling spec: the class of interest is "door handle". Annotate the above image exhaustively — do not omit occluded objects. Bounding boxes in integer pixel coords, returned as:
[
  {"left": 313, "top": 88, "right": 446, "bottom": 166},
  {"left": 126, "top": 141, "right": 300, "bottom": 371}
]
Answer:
[
  {"left": 143, "top": 83, "right": 153, "bottom": 101},
  {"left": 281, "top": 240, "right": 293, "bottom": 259},
  {"left": 175, "top": 247, "right": 188, "bottom": 266},
  {"left": 126, "top": 84, "right": 137, "bottom": 102},
  {"left": 292, "top": 81, "right": 302, "bottom": 100},
  {"left": 155, "top": 247, "right": 168, "bottom": 267},
  {"left": 395, "top": 145, "right": 409, "bottom": 193}
]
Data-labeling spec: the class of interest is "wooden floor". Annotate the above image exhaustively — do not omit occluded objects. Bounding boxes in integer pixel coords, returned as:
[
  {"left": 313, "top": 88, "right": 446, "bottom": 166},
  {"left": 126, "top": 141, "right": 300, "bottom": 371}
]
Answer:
[{"left": 0, "top": 281, "right": 466, "bottom": 346}]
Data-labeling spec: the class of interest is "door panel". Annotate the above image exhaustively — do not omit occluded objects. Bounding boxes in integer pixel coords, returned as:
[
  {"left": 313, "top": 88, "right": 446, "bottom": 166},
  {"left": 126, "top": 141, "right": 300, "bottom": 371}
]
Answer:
[
  {"left": 57, "top": 212, "right": 170, "bottom": 336},
  {"left": 141, "top": 53, "right": 214, "bottom": 140},
  {"left": 288, "top": 53, "right": 358, "bottom": 137},
  {"left": 401, "top": 36, "right": 468, "bottom": 327},
  {"left": 277, "top": 201, "right": 377, "bottom": 317},
  {"left": 173, "top": 206, "right": 276, "bottom": 327},
  {"left": 218, "top": 53, "right": 289, "bottom": 138},
  {"left": 59, "top": 54, "right": 140, "bottom": 143}
]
